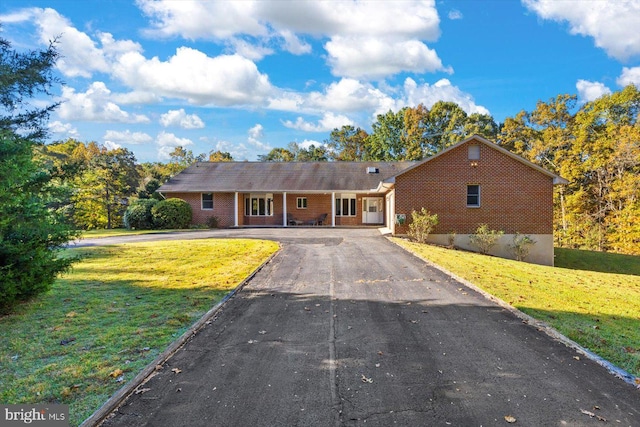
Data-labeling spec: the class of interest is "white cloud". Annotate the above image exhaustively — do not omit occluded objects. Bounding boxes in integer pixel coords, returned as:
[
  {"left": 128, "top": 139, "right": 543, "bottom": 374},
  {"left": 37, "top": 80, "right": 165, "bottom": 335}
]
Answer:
[
  {"left": 103, "top": 130, "right": 153, "bottom": 145},
  {"left": 448, "top": 9, "right": 463, "bottom": 20},
  {"left": 156, "top": 131, "right": 194, "bottom": 159},
  {"left": 403, "top": 78, "right": 490, "bottom": 115},
  {"left": 160, "top": 109, "right": 205, "bottom": 129},
  {"left": 58, "top": 82, "right": 151, "bottom": 123},
  {"left": 282, "top": 112, "right": 354, "bottom": 132},
  {"left": 576, "top": 80, "right": 612, "bottom": 103},
  {"left": 278, "top": 30, "right": 312, "bottom": 55},
  {"left": 298, "top": 139, "right": 325, "bottom": 149},
  {"left": 139, "top": 0, "right": 445, "bottom": 79},
  {"left": 138, "top": 0, "right": 266, "bottom": 39},
  {"left": 103, "top": 140, "right": 122, "bottom": 151},
  {"left": 247, "top": 124, "right": 271, "bottom": 150},
  {"left": 523, "top": 0, "right": 640, "bottom": 61},
  {"left": 617, "top": 67, "right": 640, "bottom": 87},
  {"left": 325, "top": 36, "right": 452, "bottom": 79},
  {"left": 306, "top": 78, "right": 396, "bottom": 113},
  {"left": 112, "top": 48, "right": 274, "bottom": 106},
  {"left": 48, "top": 120, "right": 79, "bottom": 138}
]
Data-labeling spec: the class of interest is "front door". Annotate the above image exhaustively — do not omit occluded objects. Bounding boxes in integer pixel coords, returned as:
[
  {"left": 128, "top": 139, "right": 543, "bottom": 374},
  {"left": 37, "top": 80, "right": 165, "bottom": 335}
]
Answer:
[{"left": 362, "top": 197, "right": 384, "bottom": 224}]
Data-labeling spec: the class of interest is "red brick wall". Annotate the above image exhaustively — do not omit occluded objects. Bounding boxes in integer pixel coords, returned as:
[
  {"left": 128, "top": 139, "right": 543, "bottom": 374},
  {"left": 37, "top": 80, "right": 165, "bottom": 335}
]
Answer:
[
  {"left": 394, "top": 142, "right": 554, "bottom": 235},
  {"left": 163, "top": 192, "right": 236, "bottom": 227}
]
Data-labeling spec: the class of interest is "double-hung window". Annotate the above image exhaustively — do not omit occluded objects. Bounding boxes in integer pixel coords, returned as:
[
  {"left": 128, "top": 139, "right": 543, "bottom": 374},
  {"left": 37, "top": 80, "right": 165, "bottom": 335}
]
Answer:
[
  {"left": 297, "top": 197, "right": 307, "bottom": 209},
  {"left": 201, "top": 193, "right": 213, "bottom": 210},
  {"left": 336, "top": 194, "right": 357, "bottom": 216},
  {"left": 245, "top": 193, "right": 273, "bottom": 216},
  {"left": 467, "top": 185, "right": 480, "bottom": 207}
]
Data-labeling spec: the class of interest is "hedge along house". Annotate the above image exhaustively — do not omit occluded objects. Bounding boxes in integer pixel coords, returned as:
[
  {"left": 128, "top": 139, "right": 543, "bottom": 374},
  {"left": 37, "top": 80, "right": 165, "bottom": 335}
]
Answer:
[{"left": 158, "top": 135, "right": 568, "bottom": 265}]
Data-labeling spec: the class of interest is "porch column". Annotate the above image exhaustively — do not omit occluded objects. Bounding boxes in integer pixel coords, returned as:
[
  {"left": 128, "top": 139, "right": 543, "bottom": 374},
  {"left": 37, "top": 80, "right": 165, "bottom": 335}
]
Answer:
[
  {"left": 331, "top": 192, "right": 336, "bottom": 227},
  {"left": 234, "top": 192, "right": 239, "bottom": 227},
  {"left": 283, "top": 192, "right": 287, "bottom": 227}
]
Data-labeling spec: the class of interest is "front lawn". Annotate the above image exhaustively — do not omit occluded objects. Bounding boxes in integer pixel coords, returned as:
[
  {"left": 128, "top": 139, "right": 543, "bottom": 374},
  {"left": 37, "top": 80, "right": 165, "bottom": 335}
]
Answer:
[
  {"left": 0, "top": 239, "right": 279, "bottom": 426},
  {"left": 393, "top": 239, "right": 640, "bottom": 381}
]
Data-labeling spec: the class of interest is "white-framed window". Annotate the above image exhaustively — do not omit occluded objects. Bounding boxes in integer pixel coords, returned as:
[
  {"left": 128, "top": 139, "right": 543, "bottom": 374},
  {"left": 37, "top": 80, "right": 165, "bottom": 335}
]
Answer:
[
  {"left": 244, "top": 193, "right": 274, "bottom": 216},
  {"left": 336, "top": 193, "right": 357, "bottom": 216},
  {"left": 201, "top": 193, "right": 213, "bottom": 210},
  {"left": 468, "top": 144, "right": 480, "bottom": 160},
  {"left": 297, "top": 197, "right": 307, "bottom": 209},
  {"left": 467, "top": 185, "right": 480, "bottom": 207}
]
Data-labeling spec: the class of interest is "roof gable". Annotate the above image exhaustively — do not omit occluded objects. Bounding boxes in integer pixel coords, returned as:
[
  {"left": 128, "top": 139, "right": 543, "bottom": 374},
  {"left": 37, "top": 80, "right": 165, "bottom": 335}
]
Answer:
[{"left": 388, "top": 135, "right": 569, "bottom": 185}]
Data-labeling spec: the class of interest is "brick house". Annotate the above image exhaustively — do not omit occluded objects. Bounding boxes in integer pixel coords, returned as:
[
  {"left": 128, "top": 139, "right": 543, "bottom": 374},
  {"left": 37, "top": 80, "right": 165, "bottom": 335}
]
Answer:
[{"left": 158, "top": 135, "right": 567, "bottom": 265}]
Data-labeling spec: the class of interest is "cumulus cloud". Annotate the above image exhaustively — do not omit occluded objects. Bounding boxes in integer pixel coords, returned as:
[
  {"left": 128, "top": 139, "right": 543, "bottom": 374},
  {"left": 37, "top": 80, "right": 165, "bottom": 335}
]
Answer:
[
  {"left": 58, "top": 82, "right": 151, "bottom": 123},
  {"left": 103, "top": 130, "right": 153, "bottom": 145},
  {"left": 306, "top": 78, "right": 397, "bottom": 113},
  {"left": 138, "top": 0, "right": 266, "bottom": 39},
  {"left": 325, "top": 36, "right": 452, "bottom": 79},
  {"left": 282, "top": 112, "right": 354, "bottom": 132},
  {"left": 576, "top": 80, "right": 612, "bottom": 103},
  {"left": 9, "top": 7, "right": 142, "bottom": 78},
  {"left": 617, "top": 67, "right": 640, "bottom": 87},
  {"left": 139, "top": 0, "right": 445, "bottom": 79},
  {"left": 247, "top": 124, "right": 271, "bottom": 150},
  {"left": 48, "top": 121, "right": 79, "bottom": 138},
  {"left": 403, "top": 78, "right": 490, "bottom": 115},
  {"left": 523, "top": 0, "right": 640, "bottom": 61},
  {"left": 160, "top": 109, "right": 205, "bottom": 129},
  {"left": 112, "top": 48, "right": 274, "bottom": 106},
  {"left": 156, "top": 131, "right": 194, "bottom": 159}
]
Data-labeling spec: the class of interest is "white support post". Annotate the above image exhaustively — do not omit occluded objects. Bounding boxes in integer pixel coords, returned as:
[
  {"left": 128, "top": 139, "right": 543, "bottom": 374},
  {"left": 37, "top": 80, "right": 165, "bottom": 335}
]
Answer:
[
  {"left": 331, "top": 192, "right": 336, "bottom": 227},
  {"left": 234, "top": 192, "right": 239, "bottom": 227},
  {"left": 283, "top": 192, "right": 287, "bottom": 227}
]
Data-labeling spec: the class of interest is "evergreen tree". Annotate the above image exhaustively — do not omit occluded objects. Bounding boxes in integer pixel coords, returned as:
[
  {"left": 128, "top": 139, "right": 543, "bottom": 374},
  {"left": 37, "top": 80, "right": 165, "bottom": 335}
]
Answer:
[{"left": 0, "top": 36, "right": 78, "bottom": 313}]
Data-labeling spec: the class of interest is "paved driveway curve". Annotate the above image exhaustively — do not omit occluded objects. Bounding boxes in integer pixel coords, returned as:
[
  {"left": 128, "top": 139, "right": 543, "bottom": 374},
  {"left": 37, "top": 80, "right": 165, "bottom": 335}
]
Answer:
[{"left": 100, "top": 228, "right": 639, "bottom": 426}]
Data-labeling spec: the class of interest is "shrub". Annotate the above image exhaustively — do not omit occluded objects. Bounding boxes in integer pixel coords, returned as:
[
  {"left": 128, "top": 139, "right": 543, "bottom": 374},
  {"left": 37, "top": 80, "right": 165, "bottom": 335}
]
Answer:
[
  {"left": 469, "top": 224, "right": 504, "bottom": 254},
  {"left": 447, "top": 231, "right": 457, "bottom": 248},
  {"left": 408, "top": 208, "right": 439, "bottom": 243},
  {"left": 151, "top": 198, "right": 192, "bottom": 229},
  {"left": 206, "top": 216, "right": 220, "bottom": 229},
  {"left": 510, "top": 233, "right": 537, "bottom": 261},
  {"left": 124, "top": 199, "right": 158, "bottom": 230}
]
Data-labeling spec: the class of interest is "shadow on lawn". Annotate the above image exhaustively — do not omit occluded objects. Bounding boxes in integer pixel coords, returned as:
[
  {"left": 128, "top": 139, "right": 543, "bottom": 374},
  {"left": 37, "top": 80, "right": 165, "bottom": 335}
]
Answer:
[{"left": 554, "top": 248, "right": 640, "bottom": 276}]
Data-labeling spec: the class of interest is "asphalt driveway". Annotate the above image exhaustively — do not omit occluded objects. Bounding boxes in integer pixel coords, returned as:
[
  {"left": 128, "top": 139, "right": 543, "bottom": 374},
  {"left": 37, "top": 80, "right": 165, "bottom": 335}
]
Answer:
[{"left": 98, "top": 228, "right": 639, "bottom": 426}]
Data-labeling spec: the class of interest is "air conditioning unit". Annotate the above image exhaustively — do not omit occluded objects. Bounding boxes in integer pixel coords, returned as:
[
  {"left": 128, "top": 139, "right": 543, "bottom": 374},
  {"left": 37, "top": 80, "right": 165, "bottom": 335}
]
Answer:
[{"left": 366, "top": 167, "right": 379, "bottom": 174}]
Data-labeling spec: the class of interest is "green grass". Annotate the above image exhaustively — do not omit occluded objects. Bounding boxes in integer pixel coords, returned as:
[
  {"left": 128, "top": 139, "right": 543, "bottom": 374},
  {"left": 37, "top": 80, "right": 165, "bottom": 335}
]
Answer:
[
  {"left": 393, "top": 239, "right": 640, "bottom": 380},
  {"left": 79, "top": 228, "right": 206, "bottom": 239},
  {"left": 0, "top": 239, "right": 278, "bottom": 426}
]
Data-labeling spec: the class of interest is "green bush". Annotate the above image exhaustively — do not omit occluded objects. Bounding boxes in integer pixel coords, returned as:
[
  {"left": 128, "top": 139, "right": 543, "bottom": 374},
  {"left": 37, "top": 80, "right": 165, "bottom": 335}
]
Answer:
[
  {"left": 510, "top": 233, "right": 536, "bottom": 261},
  {"left": 469, "top": 224, "right": 504, "bottom": 254},
  {"left": 151, "top": 198, "right": 192, "bottom": 229},
  {"left": 124, "top": 199, "right": 158, "bottom": 230},
  {"left": 408, "top": 208, "right": 439, "bottom": 243}
]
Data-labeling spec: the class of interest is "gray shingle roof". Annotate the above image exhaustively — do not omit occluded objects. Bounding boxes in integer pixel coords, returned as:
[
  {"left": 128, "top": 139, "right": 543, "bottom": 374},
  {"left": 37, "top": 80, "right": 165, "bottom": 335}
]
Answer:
[{"left": 158, "top": 161, "right": 417, "bottom": 193}]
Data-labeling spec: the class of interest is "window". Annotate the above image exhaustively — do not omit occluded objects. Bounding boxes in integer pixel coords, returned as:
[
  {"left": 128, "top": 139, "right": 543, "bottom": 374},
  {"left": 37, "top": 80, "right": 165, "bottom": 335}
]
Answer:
[
  {"left": 467, "top": 185, "right": 480, "bottom": 207},
  {"left": 336, "top": 194, "right": 357, "bottom": 216},
  {"left": 244, "top": 193, "right": 273, "bottom": 216},
  {"left": 297, "top": 197, "right": 307, "bottom": 209},
  {"left": 201, "top": 193, "right": 213, "bottom": 210},
  {"left": 468, "top": 145, "right": 480, "bottom": 160}
]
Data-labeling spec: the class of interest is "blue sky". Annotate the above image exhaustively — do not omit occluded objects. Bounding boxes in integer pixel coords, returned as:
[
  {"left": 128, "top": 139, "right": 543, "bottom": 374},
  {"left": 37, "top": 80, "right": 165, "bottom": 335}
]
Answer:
[{"left": 1, "top": 0, "right": 639, "bottom": 162}]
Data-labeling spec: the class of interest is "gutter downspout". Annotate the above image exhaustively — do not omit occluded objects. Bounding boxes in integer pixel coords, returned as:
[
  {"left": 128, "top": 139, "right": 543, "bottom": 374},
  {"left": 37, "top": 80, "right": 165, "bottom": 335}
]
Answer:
[
  {"left": 283, "top": 192, "right": 287, "bottom": 227},
  {"left": 234, "top": 192, "right": 238, "bottom": 227}
]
